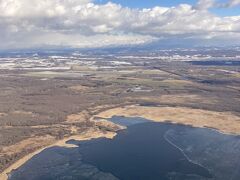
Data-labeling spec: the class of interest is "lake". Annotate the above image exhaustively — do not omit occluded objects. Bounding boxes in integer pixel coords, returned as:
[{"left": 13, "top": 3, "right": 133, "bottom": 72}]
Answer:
[
  {"left": 9, "top": 116, "right": 240, "bottom": 180},
  {"left": 187, "top": 60, "right": 240, "bottom": 66}
]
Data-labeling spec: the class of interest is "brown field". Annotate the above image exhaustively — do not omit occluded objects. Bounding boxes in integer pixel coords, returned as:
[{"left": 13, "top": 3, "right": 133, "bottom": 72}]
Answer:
[{"left": 0, "top": 53, "right": 239, "bottom": 178}]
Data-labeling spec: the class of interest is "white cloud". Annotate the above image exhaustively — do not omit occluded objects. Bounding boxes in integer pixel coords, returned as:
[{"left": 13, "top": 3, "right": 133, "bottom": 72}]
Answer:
[
  {"left": 223, "top": 0, "right": 240, "bottom": 7},
  {"left": 196, "top": 0, "right": 216, "bottom": 10},
  {"left": 0, "top": 0, "right": 239, "bottom": 49},
  {"left": 195, "top": 0, "right": 240, "bottom": 9}
]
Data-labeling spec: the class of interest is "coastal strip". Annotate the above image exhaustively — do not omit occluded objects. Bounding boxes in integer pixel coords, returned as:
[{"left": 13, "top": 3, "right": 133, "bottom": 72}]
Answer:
[
  {"left": 1, "top": 104, "right": 240, "bottom": 180},
  {"left": 0, "top": 129, "right": 116, "bottom": 180},
  {"left": 96, "top": 105, "right": 240, "bottom": 135}
]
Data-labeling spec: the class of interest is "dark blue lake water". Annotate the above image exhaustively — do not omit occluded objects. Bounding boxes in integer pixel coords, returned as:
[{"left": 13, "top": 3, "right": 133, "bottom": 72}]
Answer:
[
  {"left": 187, "top": 60, "right": 240, "bottom": 66},
  {"left": 9, "top": 116, "right": 240, "bottom": 180}
]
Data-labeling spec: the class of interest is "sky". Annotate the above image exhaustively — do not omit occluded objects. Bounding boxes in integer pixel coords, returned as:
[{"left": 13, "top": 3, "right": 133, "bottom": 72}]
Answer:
[
  {"left": 0, "top": 0, "right": 239, "bottom": 50},
  {"left": 96, "top": 0, "right": 240, "bottom": 16}
]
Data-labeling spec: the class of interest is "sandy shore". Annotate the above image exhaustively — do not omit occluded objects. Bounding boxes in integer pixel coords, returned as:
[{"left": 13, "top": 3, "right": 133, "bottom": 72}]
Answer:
[
  {"left": 0, "top": 129, "right": 116, "bottom": 180},
  {"left": 96, "top": 105, "right": 240, "bottom": 135}
]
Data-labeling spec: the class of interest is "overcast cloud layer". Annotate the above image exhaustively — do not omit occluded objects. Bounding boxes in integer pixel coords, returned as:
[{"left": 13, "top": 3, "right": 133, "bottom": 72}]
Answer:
[{"left": 0, "top": 0, "right": 240, "bottom": 49}]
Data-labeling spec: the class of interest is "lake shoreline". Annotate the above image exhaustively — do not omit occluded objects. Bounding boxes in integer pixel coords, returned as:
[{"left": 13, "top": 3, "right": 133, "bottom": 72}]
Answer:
[
  {"left": 1, "top": 104, "right": 240, "bottom": 180},
  {"left": 0, "top": 129, "right": 116, "bottom": 180},
  {"left": 96, "top": 105, "right": 240, "bottom": 135}
]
